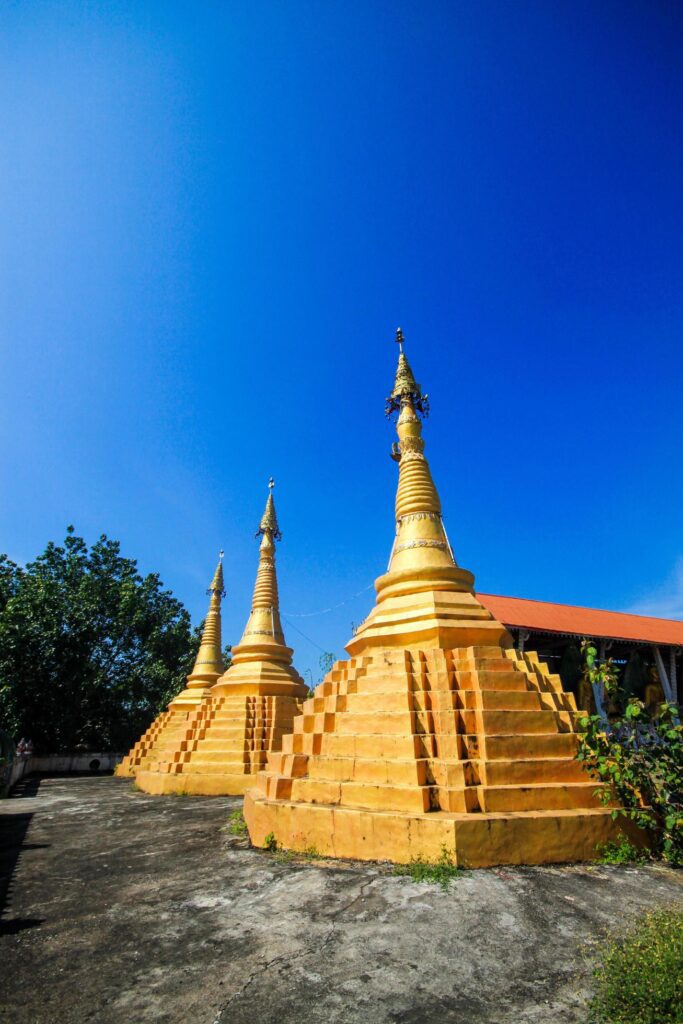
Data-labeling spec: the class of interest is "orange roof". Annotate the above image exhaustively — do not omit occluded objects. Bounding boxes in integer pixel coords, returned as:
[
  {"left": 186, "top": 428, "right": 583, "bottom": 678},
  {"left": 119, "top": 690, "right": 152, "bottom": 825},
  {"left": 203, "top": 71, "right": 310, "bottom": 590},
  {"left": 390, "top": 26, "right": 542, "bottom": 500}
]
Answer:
[{"left": 477, "top": 593, "right": 683, "bottom": 648}]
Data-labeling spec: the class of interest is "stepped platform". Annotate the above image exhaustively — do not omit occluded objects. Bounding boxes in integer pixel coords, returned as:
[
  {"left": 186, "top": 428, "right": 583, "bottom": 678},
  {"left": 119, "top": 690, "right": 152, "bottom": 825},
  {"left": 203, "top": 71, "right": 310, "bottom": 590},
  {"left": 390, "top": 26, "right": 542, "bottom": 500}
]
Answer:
[
  {"left": 244, "top": 645, "right": 622, "bottom": 866},
  {"left": 115, "top": 708, "right": 193, "bottom": 777},
  {"left": 136, "top": 693, "right": 303, "bottom": 795}
]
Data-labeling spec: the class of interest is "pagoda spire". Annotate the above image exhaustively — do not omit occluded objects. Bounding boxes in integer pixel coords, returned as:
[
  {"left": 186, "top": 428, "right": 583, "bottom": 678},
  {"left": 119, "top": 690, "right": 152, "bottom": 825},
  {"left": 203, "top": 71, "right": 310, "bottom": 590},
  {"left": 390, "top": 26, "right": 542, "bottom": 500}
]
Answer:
[
  {"left": 386, "top": 328, "right": 455, "bottom": 576},
  {"left": 238, "top": 478, "right": 286, "bottom": 649},
  {"left": 347, "top": 328, "right": 506, "bottom": 655},
  {"left": 169, "top": 551, "right": 226, "bottom": 707},
  {"left": 212, "top": 480, "right": 305, "bottom": 696}
]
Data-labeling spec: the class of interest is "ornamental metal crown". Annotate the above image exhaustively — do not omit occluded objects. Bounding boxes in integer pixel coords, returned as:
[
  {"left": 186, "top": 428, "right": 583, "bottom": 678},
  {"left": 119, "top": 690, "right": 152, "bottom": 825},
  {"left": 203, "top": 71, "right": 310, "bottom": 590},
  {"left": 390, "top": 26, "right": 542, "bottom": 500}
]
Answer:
[
  {"left": 256, "top": 479, "right": 282, "bottom": 541},
  {"left": 385, "top": 328, "right": 430, "bottom": 417}
]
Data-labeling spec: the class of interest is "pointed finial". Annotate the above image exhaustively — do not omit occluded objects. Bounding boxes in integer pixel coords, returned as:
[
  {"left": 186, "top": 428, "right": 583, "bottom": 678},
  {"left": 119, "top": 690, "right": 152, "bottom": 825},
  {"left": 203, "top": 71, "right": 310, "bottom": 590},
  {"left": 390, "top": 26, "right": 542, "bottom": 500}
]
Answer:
[
  {"left": 257, "top": 478, "right": 282, "bottom": 541},
  {"left": 209, "top": 552, "right": 226, "bottom": 596},
  {"left": 385, "top": 327, "right": 429, "bottom": 418}
]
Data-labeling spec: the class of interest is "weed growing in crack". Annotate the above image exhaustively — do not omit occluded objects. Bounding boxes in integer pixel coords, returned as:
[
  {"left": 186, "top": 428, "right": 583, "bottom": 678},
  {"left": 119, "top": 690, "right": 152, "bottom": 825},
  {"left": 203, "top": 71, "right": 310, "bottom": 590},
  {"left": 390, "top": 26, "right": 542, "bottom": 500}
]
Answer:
[
  {"left": 268, "top": 842, "right": 326, "bottom": 864},
  {"left": 264, "top": 831, "right": 277, "bottom": 851},
  {"left": 393, "top": 845, "right": 464, "bottom": 891},
  {"left": 227, "top": 810, "right": 249, "bottom": 838}
]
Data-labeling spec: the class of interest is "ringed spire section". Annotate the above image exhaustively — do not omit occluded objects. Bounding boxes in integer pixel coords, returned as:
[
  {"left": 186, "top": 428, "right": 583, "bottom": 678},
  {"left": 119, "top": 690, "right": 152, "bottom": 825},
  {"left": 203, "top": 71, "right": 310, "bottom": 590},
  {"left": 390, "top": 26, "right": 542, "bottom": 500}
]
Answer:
[
  {"left": 213, "top": 479, "right": 305, "bottom": 694},
  {"left": 173, "top": 550, "right": 227, "bottom": 706}
]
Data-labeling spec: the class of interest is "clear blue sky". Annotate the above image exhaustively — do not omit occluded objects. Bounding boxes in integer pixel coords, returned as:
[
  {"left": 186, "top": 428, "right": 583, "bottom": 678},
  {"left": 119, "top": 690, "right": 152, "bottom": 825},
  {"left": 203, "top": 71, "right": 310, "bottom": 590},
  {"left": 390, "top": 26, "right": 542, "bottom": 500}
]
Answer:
[{"left": 1, "top": 1, "right": 682, "bottom": 684}]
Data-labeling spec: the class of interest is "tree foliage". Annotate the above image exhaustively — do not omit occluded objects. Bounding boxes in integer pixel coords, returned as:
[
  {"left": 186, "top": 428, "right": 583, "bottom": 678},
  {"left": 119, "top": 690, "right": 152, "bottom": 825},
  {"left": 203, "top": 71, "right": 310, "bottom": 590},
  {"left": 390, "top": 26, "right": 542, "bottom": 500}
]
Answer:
[{"left": 0, "top": 527, "right": 202, "bottom": 753}]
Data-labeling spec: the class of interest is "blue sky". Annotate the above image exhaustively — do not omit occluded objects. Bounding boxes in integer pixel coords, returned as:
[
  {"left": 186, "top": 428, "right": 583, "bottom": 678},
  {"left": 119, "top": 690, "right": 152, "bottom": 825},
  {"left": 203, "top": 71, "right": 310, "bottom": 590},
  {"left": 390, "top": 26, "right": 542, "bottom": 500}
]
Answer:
[{"left": 1, "top": 1, "right": 682, "bottom": 684}]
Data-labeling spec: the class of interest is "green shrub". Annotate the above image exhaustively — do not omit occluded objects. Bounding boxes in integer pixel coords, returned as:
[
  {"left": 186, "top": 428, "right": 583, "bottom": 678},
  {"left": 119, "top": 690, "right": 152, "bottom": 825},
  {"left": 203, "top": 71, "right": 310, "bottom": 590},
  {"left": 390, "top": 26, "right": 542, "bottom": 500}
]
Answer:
[
  {"left": 596, "top": 836, "right": 648, "bottom": 865},
  {"left": 393, "top": 845, "right": 463, "bottom": 890},
  {"left": 577, "top": 699, "right": 683, "bottom": 865},
  {"left": 264, "top": 831, "right": 277, "bottom": 851},
  {"left": 589, "top": 908, "right": 683, "bottom": 1023}
]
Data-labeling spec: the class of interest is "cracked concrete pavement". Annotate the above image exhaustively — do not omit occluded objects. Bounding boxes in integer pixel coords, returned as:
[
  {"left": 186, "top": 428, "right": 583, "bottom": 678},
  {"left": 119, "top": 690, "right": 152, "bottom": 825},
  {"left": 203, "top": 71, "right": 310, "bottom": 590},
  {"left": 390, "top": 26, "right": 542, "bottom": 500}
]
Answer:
[{"left": 1, "top": 775, "right": 681, "bottom": 1024}]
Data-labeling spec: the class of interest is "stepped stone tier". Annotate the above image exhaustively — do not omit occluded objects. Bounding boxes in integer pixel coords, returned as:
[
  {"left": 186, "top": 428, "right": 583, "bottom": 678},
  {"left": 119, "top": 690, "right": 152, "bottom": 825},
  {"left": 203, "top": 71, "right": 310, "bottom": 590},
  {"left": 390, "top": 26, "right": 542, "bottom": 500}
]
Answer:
[
  {"left": 244, "top": 330, "right": 622, "bottom": 867},
  {"left": 136, "top": 480, "right": 308, "bottom": 795},
  {"left": 116, "top": 554, "right": 226, "bottom": 778}
]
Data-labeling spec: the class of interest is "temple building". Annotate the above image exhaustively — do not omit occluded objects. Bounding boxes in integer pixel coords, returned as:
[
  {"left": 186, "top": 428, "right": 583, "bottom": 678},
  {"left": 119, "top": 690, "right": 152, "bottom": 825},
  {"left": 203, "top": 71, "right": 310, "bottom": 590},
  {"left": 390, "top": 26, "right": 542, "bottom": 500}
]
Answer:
[
  {"left": 116, "top": 553, "right": 227, "bottom": 777},
  {"left": 243, "top": 330, "right": 627, "bottom": 867},
  {"left": 478, "top": 594, "right": 681, "bottom": 714},
  {"left": 134, "top": 481, "right": 308, "bottom": 795}
]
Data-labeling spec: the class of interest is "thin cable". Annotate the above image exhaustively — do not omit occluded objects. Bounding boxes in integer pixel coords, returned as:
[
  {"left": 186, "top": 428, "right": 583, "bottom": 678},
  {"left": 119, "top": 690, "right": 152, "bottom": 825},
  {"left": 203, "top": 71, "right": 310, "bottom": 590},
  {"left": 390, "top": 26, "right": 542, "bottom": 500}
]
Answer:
[
  {"left": 282, "top": 581, "right": 374, "bottom": 618},
  {"left": 282, "top": 615, "right": 331, "bottom": 655}
]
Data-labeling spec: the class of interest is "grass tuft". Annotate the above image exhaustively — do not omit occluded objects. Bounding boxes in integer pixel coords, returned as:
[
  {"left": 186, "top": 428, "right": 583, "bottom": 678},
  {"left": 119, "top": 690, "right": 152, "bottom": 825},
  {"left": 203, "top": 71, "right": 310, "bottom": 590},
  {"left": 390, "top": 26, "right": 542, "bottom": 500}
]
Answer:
[
  {"left": 227, "top": 810, "right": 248, "bottom": 838},
  {"left": 589, "top": 907, "right": 683, "bottom": 1023},
  {"left": 393, "top": 845, "right": 463, "bottom": 891},
  {"left": 270, "top": 843, "right": 324, "bottom": 864}
]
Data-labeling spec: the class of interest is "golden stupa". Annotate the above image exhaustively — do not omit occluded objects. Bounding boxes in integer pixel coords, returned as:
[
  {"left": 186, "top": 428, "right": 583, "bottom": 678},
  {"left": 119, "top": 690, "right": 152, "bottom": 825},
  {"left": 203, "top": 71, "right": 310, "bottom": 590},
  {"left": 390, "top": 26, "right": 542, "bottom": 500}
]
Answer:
[
  {"left": 243, "top": 330, "right": 620, "bottom": 867},
  {"left": 116, "top": 553, "right": 226, "bottom": 778},
  {"left": 135, "top": 480, "right": 308, "bottom": 795}
]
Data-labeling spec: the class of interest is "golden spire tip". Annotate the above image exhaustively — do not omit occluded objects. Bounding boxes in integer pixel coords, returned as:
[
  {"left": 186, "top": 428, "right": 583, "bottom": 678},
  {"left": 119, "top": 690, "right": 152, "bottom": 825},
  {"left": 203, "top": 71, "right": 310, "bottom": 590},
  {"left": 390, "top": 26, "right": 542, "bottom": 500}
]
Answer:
[{"left": 257, "top": 478, "right": 282, "bottom": 541}]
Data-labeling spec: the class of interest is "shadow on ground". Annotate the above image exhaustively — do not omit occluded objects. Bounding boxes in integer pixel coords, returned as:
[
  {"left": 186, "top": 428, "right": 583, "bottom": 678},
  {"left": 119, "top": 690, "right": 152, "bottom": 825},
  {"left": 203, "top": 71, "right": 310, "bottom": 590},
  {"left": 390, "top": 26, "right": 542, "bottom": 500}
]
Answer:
[{"left": 0, "top": 777, "right": 47, "bottom": 936}]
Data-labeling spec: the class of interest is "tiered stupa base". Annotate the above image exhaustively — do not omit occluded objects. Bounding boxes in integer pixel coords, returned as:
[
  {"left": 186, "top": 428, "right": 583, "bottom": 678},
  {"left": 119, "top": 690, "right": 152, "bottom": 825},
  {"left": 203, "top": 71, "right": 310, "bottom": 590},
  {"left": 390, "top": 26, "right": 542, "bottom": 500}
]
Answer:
[
  {"left": 115, "top": 703, "right": 201, "bottom": 778},
  {"left": 244, "top": 645, "right": 622, "bottom": 867},
  {"left": 136, "top": 692, "right": 303, "bottom": 795}
]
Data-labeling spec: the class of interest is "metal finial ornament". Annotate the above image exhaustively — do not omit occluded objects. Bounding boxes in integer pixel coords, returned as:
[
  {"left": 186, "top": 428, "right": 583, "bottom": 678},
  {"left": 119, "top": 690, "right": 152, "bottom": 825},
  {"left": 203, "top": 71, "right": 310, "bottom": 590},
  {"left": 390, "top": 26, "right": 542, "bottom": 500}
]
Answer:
[
  {"left": 257, "top": 478, "right": 282, "bottom": 541},
  {"left": 385, "top": 327, "right": 430, "bottom": 419},
  {"left": 209, "top": 552, "right": 226, "bottom": 597}
]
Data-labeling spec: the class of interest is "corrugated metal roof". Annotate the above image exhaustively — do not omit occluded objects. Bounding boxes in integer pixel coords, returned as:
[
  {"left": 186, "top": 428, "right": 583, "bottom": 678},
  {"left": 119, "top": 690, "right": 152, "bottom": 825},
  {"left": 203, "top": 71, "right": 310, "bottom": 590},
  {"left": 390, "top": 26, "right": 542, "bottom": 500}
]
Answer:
[{"left": 477, "top": 593, "right": 683, "bottom": 647}]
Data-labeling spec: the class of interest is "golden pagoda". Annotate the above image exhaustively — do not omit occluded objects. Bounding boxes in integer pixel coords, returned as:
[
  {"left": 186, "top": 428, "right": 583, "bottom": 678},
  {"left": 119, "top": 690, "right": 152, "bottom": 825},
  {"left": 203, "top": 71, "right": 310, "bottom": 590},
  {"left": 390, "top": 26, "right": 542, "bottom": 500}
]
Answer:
[
  {"left": 116, "top": 553, "right": 226, "bottom": 777},
  {"left": 135, "top": 480, "right": 308, "bottom": 795},
  {"left": 244, "top": 330, "right": 622, "bottom": 867}
]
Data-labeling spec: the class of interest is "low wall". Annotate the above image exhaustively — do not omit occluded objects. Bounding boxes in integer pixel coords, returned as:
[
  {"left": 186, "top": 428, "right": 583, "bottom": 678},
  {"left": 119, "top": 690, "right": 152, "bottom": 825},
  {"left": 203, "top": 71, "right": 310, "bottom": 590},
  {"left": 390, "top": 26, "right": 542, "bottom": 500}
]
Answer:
[
  {"left": 4, "top": 752, "right": 124, "bottom": 795},
  {"left": 8, "top": 754, "right": 31, "bottom": 790},
  {"left": 28, "top": 753, "right": 123, "bottom": 773}
]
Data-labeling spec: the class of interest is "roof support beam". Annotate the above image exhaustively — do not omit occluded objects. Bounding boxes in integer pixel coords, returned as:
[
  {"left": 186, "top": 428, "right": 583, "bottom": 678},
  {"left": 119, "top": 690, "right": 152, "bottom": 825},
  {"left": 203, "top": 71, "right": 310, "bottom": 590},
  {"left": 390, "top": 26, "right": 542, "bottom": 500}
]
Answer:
[
  {"left": 670, "top": 648, "right": 678, "bottom": 705},
  {"left": 652, "top": 646, "right": 674, "bottom": 704}
]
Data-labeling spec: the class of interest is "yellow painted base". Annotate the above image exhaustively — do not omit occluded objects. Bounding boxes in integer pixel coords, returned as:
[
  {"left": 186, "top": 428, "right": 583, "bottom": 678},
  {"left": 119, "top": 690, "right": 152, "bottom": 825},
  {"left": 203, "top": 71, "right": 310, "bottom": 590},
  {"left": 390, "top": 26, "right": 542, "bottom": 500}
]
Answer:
[
  {"left": 245, "top": 643, "right": 626, "bottom": 866},
  {"left": 243, "top": 790, "right": 625, "bottom": 867},
  {"left": 135, "top": 769, "right": 252, "bottom": 796},
  {"left": 115, "top": 705, "right": 199, "bottom": 778},
  {"left": 133, "top": 692, "right": 304, "bottom": 797}
]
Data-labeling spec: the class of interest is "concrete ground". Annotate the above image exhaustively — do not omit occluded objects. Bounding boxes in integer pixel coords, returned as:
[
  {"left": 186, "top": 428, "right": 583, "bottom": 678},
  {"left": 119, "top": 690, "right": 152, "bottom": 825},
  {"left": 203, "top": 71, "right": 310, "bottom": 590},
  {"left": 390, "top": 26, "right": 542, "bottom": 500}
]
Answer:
[{"left": 0, "top": 777, "right": 681, "bottom": 1024}]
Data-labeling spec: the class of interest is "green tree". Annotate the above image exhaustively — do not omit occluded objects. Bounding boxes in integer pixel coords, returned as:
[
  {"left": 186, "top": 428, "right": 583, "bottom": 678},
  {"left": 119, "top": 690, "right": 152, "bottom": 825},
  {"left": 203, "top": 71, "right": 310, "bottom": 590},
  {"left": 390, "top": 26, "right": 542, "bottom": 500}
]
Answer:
[{"left": 0, "top": 527, "right": 202, "bottom": 753}]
